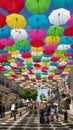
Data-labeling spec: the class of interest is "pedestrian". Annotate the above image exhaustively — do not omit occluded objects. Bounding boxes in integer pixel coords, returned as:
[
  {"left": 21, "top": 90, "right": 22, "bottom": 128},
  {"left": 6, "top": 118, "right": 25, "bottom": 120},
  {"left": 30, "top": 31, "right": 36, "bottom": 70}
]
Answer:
[
  {"left": 55, "top": 105, "right": 59, "bottom": 121},
  {"left": 2, "top": 103, "right": 5, "bottom": 117},
  {"left": 38, "top": 101, "right": 45, "bottom": 123},
  {"left": 10, "top": 103, "right": 16, "bottom": 118},
  {"left": 45, "top": 103, "right": 50, "bottom": 123},
  {"left": 0, "top": 102, "right": 2, "bottom": 118},
  {"left": 50, "top": 103, "right": 55, "bottom": 121}
]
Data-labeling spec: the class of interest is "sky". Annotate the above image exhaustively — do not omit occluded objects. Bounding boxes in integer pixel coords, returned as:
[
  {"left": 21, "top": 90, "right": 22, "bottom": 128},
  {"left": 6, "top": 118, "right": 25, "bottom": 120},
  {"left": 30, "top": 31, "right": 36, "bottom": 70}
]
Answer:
[
  {"left": 37, "top": 88, "right": 48, "bottom": 101},
  {"left": 0, "top": 0, "right": 73, "bottom": 99}
]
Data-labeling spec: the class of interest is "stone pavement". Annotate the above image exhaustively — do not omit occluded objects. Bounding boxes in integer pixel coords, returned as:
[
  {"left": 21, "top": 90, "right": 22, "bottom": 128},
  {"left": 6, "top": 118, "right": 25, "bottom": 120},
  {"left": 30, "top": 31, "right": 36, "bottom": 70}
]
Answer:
[{"left": 0, "top": 111, "right": 73, "bottom": 130}]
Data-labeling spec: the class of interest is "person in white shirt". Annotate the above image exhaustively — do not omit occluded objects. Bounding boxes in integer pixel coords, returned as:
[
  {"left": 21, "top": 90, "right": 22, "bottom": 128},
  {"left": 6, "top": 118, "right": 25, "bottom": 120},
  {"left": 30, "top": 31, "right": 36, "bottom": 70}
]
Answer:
[{"left": 10, "top": 103, "right": 16, "bottom": 117}]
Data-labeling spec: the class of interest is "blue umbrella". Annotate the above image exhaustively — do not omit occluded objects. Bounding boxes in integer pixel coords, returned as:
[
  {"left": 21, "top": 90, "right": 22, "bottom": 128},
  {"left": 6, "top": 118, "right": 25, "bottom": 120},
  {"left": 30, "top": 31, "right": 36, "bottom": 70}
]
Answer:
[
  {"left": 28, "top": 14, "right": 49, "bottom": 29},
  {"left": 60, "top": 36, "right": 73, "bottom": 45},
  {"left": 0, "top": 26, "right": 11, "bottom": 38},
  {"left": 0, "top": 48, "right": 8, "bottom": 53},
  {"left": 17, "top": 46, "right": 31, "bottom": 52},
  {"left": 52, "top": 0, "right": 73, "bottom": 8},
  {"left": 2, "top": 62, "right": 10, "bottom": 66},
  {"left": 50, "top": 62, "right": 58, "bottom": 66},
  {"left": 67, "top": 48, "right": 73, "bottom": 52}
]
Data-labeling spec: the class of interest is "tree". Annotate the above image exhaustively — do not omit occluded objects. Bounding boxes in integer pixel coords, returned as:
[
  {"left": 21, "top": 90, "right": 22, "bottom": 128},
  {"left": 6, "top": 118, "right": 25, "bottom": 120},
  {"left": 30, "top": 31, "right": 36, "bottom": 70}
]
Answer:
[
  {"left": 20, "top": 89, "right": 38, "bottom": 101},
  {"left": 40, "top": 93, "right": 45, "bottom": 101}
]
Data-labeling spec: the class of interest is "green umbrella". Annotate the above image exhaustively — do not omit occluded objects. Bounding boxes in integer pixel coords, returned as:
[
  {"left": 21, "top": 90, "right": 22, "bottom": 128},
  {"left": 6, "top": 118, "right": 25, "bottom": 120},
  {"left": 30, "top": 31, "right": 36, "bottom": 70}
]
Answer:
[
  {"left": 47, "top": 26, "right": 64, "bottom": 36},
  {"left": 15, "top": 40, "right": 30, "bottom": 47},
  {"left": 25, "top": 0, "right": 51, "bottom": 14}
]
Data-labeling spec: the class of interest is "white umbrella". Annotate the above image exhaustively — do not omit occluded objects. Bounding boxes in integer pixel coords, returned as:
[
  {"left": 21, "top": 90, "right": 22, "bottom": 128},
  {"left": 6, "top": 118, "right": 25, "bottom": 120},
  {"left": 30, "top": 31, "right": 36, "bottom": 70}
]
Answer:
[
  {"left": 59, "top": 61, "right": 67, "bottom": 66},
  {"left": 11, "top": 29, "right": 28, "bottom": 40},
  {"left": 49, "top": 8, "right": 70, "bottom": 25},
  {"left": 58, "top": 44, "right": 70, "bottom": 50}
]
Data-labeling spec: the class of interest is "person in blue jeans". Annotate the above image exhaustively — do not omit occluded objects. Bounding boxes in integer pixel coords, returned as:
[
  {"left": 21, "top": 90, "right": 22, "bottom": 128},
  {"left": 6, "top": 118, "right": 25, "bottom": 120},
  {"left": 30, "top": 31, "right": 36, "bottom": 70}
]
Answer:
[{"left": 45, "top": 104, "right": 51, "bottom": 123}]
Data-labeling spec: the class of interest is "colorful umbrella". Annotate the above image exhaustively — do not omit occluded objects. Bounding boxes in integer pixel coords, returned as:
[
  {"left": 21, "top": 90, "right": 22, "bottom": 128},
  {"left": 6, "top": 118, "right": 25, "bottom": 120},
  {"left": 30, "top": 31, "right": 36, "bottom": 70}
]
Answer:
[
  {"left": 30, "top": 40, "right": 44, "bottom": 47},
  {"left": 45, "top": 36, "right": 60, "bottom": 45},
  {"left": 0, "top": 12, "right": 6, "bottom": 28},
  {"left": 52, "top": 0, "right": 73, "bottom": 8},
  {"left": 28, "top": 14, "right": 49, "bottom": 29},
  {"left": 68, "top": 14, "right": 73, "bottom": 26},
  {"left": 49, "top": 8, "right": 70, "bottom": 25},
  {"left": 29, "top": 29, "right": 46, "bottom": 40},
  {"left": 60, "top": 36, "right": 73, "bottom": 44},
  {"left": 0, "top": 38, "right": 15, "bottom": 46},
  {"left": 64, "top": 26, "right": 73, "bottom": 36},
  {"left": 51, "top": 56, "right": 60, "bottom": 61},
  {"left": 47, "top": 26, "right": 64, "bottom": 36},
  {"left": 25, "top": 0, "right": 51, "bottom": 14},
  {"left": 58, "top": 44, "right": 70, "bottom": 50},
  {"left": 11, "top": 29, "right": 28, "bottom": 40},
  {"left": 43, "top": 45, "right": 57, "bottom": 55},
  {"left": 0, "top": 26, "right": 11, "bottom": 38},
  {"left": 0, "top": 43, "right": 5, "bottom": 49},
  {"left": 1, "top": 0, "right": 24, "bottom": 14},
  {"left": 16, "top": 40, "right": 30, "bottom": 52},
  {"left": 6, "top": 13, "right": 27, "bottom": 29}
]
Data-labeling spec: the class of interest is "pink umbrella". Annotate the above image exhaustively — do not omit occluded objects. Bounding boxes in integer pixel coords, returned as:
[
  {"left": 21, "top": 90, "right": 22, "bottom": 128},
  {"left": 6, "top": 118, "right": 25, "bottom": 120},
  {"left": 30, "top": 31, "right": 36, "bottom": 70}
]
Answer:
[
  {"left": 65, "top": 52, "right": 73, "bottom": 57},
  {"left": 68, "top": 14, "right": 73, "bottom": 26},
  {"left": 67, "top": 61, "right": 73, "bottom": 65},
  {"left": 43, "top": 45, "right": 57, "bottom": 55},
  {"left": 17, "top": 62, "right": 25, "bottom": 66},
  {"left": 51, "top": 56, "right": 60, "bottom": 62},
  {"left": 0, "top": 38, "right": 15, "bottom": 46},
  {"left": 29, "top": 29, "right": 46, "bottom": 40},
  {"left": 1, "top": 53, "right": 11, "bottom": 58}
]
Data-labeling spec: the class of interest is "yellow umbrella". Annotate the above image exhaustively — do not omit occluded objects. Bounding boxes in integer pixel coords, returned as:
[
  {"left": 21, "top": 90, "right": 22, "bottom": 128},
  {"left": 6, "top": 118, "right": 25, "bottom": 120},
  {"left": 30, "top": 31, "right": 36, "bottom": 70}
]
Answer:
[
  {"left": 6, "top": 13, "right": 27, "bottom": 29},
  {"left": 31, "top": 47, "right": 43, "bottom": 52},
  {"left": 45, "top": 36, "right": 60, "bottom": 45}
]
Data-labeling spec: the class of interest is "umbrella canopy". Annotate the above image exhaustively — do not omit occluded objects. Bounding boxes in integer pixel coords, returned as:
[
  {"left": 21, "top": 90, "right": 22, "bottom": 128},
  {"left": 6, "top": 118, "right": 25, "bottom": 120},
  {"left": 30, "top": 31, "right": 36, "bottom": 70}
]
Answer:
[
  {"left": 0, "top": 12, "right": 6, "bottom": 28},
  {"left": 16, "top": 40, "right": 30, "bottom": 52},
  {"left": 29, "top": 29, "right": 46, "bottom": 40},
  {"left": 0, "top": 0, "right": 24, "bottom": 14},
  {"left": 25, "top": 0, "right": 51, "bottom": 14},
  {"left": 68, "top": 14, "right": 73, "bottom": 26},
  {"left": 58, "top": 44, "right": 70, "bottom": 50},
  {"left": 0, "top": 26, "right": 11, "bottom": 38},
  {"left": 52, "top": 0, "right": 73, "bottom": 8},
  {"left": 45, "top": 36, "right": 60, "bottom": 45},
  {"left": 64, "top": 26, "right": 73, "bottom": 36},
  {"left": 11, "top": 29, "right": 28, "bottom": 40},
  {"left": 60, "top": 36, "right": 73, "bottom": 44},
  {"left": 0, "top": 43, "right": 5, "bottom": 49},
  {"left": 47, "top": 26, "right": 64, "bottom": 36},
  {"left": 6, "top": 13, "right": 27, "bottom": 29},
  {"left": 30, "top": 40, "right": 44, "bottom": 47},
  {"left": 0, "top": 38, "right": 15, "bottom": 46},
  {"left": 28, "top": 14, "right": 49, "bottom": 29},
  {"left": 43, "top": 45, "right": 57, "bottom": 55},
  {"left": 49, "top": 8, "right": 70, "bottom": 25}
]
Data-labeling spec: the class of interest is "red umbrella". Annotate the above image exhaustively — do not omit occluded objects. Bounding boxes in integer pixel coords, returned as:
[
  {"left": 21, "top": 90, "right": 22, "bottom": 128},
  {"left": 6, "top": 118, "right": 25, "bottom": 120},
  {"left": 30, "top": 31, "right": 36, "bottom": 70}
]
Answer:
[
  {"left": 43, "top": 45, "right": 56, "bottom": 55},
  {"left": 34, "top": 64, "right": 41, "bottom": 68},
  {"left": 64, "top": 26, "right": 73, "bottom": 36},
  {"left": 0, "top": 42, "right": 5, "bottom": 49},
  {"left": 1, "top": 0, "right": 24, "bottom": 14},
  {"left": 71, "top": 44, "right": 73, "bottom": 48},
  {"left": 0, "top": 13, "right": 6, "bottom": 27},
  {"left": 21, "top": 52, "right": 32, "bottom": 58},
  {"left": 36, "top": 77, "right": 41, "bottom": 80},
  {"left": 51, "top": 56, "right": 60, "bottom": 62},
  {"left": 30, "top": 40, "right": 44, "bottom": 48},
  {"left": 57, "top": 65, "right": 65, "bottom": 70}
]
